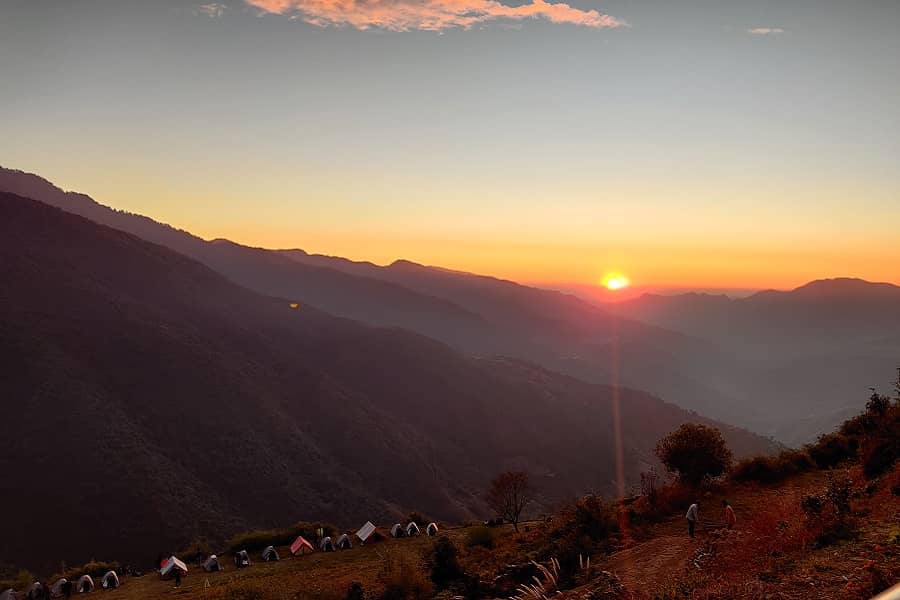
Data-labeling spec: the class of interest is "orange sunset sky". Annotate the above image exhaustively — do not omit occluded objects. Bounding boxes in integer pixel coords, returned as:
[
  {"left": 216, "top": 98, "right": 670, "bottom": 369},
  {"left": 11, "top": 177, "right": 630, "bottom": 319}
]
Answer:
[{"left": 2, "top": 0, "right": 899, "bottom": 294}]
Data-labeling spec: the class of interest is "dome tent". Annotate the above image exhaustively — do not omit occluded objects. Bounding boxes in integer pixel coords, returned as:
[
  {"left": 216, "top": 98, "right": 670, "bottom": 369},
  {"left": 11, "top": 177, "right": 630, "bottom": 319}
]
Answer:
[
  {"left": 336, "top": 534, "right": 352, "bottom": 550},
  {"left": 234, "top": 550, "right": 251, "bottom": 568},
  {"left": 101, "top": 571, "right": 119, "bottom": 590},
  {"left": 406, "top": 522, "right": 420, "bottom": 537},
  {"left": 390, "top": 523, "right": 405, "bottom": 538},
  {"left": 49, "top": 578, "right": 67, "bottom": 598},
  {"left": 203, "top": 555, "right": 223, "bottom": 572},
  {"left": 426, "top": 522, "right": 439, "bottom": 536},
  {"left": 319, "top": 537, "right": 335, "bottom": 552},
  {"left": 76, "top": 574, "right": 95, "bottom": 592},
  {"left": 262, "top": 546, "right": 279, "bottom": 562}
]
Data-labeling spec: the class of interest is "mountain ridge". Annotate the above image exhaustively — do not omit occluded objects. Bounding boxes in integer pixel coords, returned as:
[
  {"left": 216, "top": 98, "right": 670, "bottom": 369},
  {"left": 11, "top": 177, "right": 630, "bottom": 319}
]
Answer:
[{"left": 0, "top": 190, "right": 777, "bottom": 571}]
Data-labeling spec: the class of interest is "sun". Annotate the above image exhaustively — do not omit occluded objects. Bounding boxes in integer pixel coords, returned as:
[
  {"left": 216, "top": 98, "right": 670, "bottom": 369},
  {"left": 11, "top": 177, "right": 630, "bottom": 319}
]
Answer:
[{"left": 602, "top": 272, "right": 630, "bottom": 291}]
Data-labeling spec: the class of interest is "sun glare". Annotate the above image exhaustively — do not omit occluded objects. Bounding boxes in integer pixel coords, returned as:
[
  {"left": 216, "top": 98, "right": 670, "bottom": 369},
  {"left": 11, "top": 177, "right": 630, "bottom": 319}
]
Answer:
[{"left": 602, "top": 273, "right": 630, "bottom": 291}]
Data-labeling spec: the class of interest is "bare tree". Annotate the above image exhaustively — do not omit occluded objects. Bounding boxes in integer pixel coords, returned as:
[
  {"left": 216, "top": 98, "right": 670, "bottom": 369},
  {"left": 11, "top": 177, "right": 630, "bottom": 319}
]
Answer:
[{"left": 486, "top": 471, "right": 533, "bottom": 533}]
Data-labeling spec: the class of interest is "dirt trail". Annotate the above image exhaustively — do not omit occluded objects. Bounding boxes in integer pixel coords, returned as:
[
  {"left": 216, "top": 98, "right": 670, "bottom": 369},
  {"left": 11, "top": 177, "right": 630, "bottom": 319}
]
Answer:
[
  {"left": 600, "top": 534, "right": 694, "bottom": 593},
  {"left": 596, "top": 473, "right": 831, "bottom": 596}
]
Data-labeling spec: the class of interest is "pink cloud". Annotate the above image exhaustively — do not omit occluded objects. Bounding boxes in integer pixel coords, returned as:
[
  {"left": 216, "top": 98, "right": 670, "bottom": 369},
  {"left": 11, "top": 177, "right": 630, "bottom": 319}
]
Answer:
[
  {"left": 244, "top": 0, "right": 625, "bottom": 31},
  {"left": 747, "top": 27, "right": 785, "bottom": 35}
]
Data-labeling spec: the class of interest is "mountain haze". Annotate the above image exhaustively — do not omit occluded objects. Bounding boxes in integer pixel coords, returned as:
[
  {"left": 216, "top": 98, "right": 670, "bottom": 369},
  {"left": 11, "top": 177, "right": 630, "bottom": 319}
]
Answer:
[
  {"left": 0, "top": 167, "right": 749, "bottom": 427},
  {"left": 0, "top": 191, "right": 775, "bottom": 572}
]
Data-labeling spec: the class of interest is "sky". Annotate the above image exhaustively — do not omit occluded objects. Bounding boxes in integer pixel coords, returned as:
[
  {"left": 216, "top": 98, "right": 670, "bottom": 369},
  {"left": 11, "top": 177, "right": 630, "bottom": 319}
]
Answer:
[{"left": 1, "top": 0, "right": 899, "bottom": 293}]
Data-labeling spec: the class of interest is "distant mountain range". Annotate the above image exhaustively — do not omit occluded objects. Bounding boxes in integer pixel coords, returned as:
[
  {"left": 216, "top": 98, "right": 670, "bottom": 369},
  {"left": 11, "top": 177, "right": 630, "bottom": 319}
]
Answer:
[
  {"left": 0, "top": 191, "right": 776, "bottom": 571},
  {"left": 608, "top": 281, "right": 900, "bottom": 439},
  {"left": 2, "top": 167, "right": 897, "bottom": 448},
  {"left": 0, "top": 167, "right": 748, "bottom": 427}
]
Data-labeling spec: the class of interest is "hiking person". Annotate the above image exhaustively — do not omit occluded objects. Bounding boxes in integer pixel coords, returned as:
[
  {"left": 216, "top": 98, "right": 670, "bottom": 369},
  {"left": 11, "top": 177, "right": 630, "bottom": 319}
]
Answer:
[
  {"left": 686, "top": 501, "right": 700, "bottom": 538},
  {"left": 723, "top": 499, "right": 736, "bottom": 529}
]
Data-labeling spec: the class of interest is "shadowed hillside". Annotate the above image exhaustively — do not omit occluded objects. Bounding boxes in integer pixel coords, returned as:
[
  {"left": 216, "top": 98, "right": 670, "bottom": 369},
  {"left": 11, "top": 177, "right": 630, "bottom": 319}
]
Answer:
[
  {"left": 0, "top": 192, "right": 776, "bottom": 572},
  {"left": 0, "top": 168, "right": 751, "bottom": 429}
]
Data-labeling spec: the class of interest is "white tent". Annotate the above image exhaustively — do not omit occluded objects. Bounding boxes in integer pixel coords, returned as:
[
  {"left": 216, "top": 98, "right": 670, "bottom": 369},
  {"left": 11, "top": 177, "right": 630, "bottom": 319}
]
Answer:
[
  {"left": 355, "top": 521, "right": 386, "bottom": 545},
  {"left": 0, "top": 589, "right": 19, "bottom": 600},
  {"left": 426, "top": 522, "right": 439, "bottom": 536},
  {"left": 76, "top": 574, "right": 95, "bottom": 593},
  {"left": 203, "top": 555, "right": 223, "bottom": 572},
  {"left": 234, "top": 550, "right": 251, "bottom": 568},
  {"left": 406, "top": 522, "right": 421, "bottom": 537},
  {"left": 262, "top": 546, "right": 279, "bottom": 562},
  {"left": 26, "top": 583, "right": 43, "bottom": 598},
  {"left": 319, "top": 536, "right": 335, "bottom": 552},
  {"left": 101, "top": 571, "right": 119, "bottom": 590},
  {"left": 390, "top": 523, "right": 405, "bottom": 538},
  {"left": 336, "top": 534, "right": 352, "bottom": 550},
  {"left": 160, "top": 556, "right": 188, "bottom": 580},
  {"left": 50, "top": 578, "right": 67, "bottom": 598}
]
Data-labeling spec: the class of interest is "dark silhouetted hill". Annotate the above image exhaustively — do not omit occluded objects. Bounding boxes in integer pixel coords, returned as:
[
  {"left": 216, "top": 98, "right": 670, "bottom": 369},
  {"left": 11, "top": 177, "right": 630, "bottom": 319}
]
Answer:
[
  {"left": 0, "top": 167, "right": 747, "bottom": 427},
  {"left": 0, "top": 192, "right": 776, "bottom": 572}
]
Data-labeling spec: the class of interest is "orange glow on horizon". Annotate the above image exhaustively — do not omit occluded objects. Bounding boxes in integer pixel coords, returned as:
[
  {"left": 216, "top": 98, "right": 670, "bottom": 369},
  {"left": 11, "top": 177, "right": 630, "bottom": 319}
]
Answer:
[{"left": 602, "top": 273, "right": 631, "bottom": 291}]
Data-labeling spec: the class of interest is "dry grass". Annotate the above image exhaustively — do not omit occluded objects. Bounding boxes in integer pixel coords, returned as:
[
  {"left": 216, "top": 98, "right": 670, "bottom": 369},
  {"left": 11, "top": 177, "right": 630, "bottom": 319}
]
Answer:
[{"left": 76, "top": 525, "right": 501, "bottom": 600}]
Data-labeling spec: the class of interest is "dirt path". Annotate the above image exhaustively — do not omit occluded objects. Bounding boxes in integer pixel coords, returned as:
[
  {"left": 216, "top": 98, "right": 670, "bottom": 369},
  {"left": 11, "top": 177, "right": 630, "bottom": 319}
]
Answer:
[{"left": 599, "top": 533, "right": 694, "bottom": 594}]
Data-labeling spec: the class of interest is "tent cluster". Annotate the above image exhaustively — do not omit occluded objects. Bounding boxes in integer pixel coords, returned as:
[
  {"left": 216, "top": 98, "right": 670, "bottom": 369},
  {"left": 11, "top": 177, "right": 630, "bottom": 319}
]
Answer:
[
  {"left": 5, "top": 520, "right": 444, "bottom": 597},
  {"left": 390, "top": 521, "right": 439, "bottom": 538}
]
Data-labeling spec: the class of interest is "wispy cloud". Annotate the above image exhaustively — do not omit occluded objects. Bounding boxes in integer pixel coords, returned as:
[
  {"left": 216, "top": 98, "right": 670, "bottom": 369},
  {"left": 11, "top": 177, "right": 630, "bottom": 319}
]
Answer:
[
  {"left": 747, "top": 27, "right": 785, "bottom": 35},
  {"left": 244, "top": 0, "right": 625, "bottom": 31},
  {"left": 197, "top": 3, "right": 228, "bottom": 17}
]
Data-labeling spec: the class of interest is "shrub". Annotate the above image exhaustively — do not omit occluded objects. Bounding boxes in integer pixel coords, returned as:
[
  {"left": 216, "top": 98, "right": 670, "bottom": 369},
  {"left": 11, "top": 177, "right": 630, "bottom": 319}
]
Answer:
[
  {"left": 465, "top": 526, "right": 495, "bottom": 549},
  {"left": 378, "top": 555, "right": 433, "bottom": 600},
  {"left": 75, "top": 560, "right": 119, "bottom": 579},
  {"left": 429, "top": 536, "right": 463, "bottom": 587},
  {"left": 227, "top": 521, "right": 336, "bottom": 555},
  {"left": 807, "top": 432, "right": 856, "bottom": 469},
  {"left": 407, "top": 512, "right": 425, "bottom": 527},
  {"left": 180, "top": 537, "right": 213, "bottom": 562},
  {"left": 655, "top": 424, "right": 733, "bottom": 485},
  {"left": 539, "top": 495, "right": 621, "bottom": 579},
  {"left": 344, "top": 582, "right": 365, "bottom": 600},
  {"left": 631, "top": 482, "right": 696, "bottom": 524},
  {"left": 0, "top": 564, "right": 33, "bottom": 592},
  {"left": 801, "top": 472, "right": 858, "bottom": 547},
  {"left": 859, "top": 405, "right": 900, "bottom": 478},
  {"left": 731, "top": 449, "right": 815, "bottom": 484}
]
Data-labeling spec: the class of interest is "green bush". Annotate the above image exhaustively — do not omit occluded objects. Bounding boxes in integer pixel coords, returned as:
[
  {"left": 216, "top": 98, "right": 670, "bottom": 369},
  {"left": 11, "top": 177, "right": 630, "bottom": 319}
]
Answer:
[
  {"left": 731, "top": 449, "right": 815, "bottom": 484},
  {"left": 227, "top": 521, "right": 336, "bottom": 555},
  {"left": 464, "top": 526, "right": 495, "bottom": 549},
  {"left": 807, "top": 432, "right": 856, "bottom": 469},
  {"left": 344, "top": 582, "right": 365, "bottom": 600},
  {"left": 378, "top": 555, "right": 433, "bottom": 600},
  {"left": 56, "top": 560, "right": 120, "bottom": 581},
  {"left": 539, "top": 495, "right": 621, "bottom": 579},
  {"left": 0, "top": 564, "right": 33, "bottom": 592},
  {"left": 859, "top": 406, "right": 900, "bottom": 478},
  {"left": 429, "top": 536, "right": 463, "bottom": 587}
]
